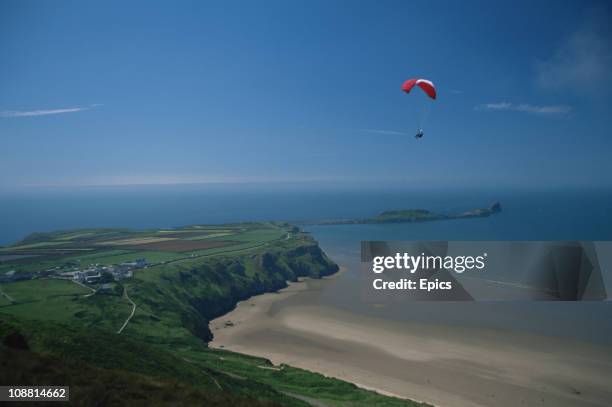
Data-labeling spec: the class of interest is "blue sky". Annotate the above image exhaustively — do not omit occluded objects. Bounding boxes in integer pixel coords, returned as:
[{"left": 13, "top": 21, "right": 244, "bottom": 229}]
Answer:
[{"left": 1, "top": 0, "right": 611, "bottom": 189}]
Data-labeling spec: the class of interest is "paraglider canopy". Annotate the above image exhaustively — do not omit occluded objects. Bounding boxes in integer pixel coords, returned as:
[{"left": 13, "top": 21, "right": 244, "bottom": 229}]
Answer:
[{"left": 401, "top": 78, "right": 436, "bottom": 99}]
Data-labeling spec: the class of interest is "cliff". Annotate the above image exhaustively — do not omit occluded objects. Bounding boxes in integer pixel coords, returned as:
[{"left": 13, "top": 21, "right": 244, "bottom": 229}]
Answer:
[{"left": 127, "top": 238, "right": 339, "bottom": 343}]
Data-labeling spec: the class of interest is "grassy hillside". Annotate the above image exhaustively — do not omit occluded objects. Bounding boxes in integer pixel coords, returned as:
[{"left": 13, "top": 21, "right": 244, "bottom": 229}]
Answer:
[
  {"left": 1, "top": 319, "right": 302, "bottom": 407},
  {"left": 1, "top": 317, "right": 427, "bottom": 407},
  {"left": 1, "top": 347, "right": 286, "bottom": 407},
  {"left": 0, "top": 223, "right": 429, "bottom": 407}
]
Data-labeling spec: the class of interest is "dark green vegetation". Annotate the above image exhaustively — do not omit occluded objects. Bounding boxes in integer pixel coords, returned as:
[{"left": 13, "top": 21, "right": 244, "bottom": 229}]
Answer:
[
  {"left": 0, "top": 224, "right": 429, "bottom": 406},
  {"left": 309, "top": 202, "right": 502, "bottom": 225},
  {"left": 1, "top": 318, "right": 299, "bottom": 407}
]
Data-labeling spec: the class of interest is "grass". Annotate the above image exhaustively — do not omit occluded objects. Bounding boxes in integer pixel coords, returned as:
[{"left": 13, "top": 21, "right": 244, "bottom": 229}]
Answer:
[
  {"left": 0, "top": 279, "right": 133, "bottom": 333},
  {"left": 192, "top": 349, "right": 430, "bottom": 407},
  {"left": 229, "top": 228, "right": 286, "bottom": 242},
  {"left": 77, "top": 250, "right": 180, "bottom": 265},
  {"left": 0, "top": 241, "right": 70, "bottom": 251},
  {"left": 1, "top": 317, "right": 428, "bottom": 407},
  {"left": 0, "top": 318, "right": 306, "bottom": 407},
  {"left": 96, "top": 237, "right": 177, "bottom": 246},
  {"left": 62, "top": 249, "right": 131, "bottom": 262},
  {"left": 0, "top": 224, "right": 287, "bottom": 275},
  {"left": 0, "top": 286, "right": 132, "bottom": 333},
  {"left": 186, "top": 232, "right": 237, "bottom": 240},
  {"left": 54, "top": 231, "right": 96, "bottom": 241},
  {"left": 1, "top": 348, "right": 292, "bottom": 407},
  {"left": 0, "top": 279, "right": 89, "bottom": 303}
]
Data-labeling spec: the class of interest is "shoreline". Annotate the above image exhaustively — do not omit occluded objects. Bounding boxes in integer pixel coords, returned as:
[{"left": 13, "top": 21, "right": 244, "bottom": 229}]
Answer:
[{"left": 210, "top": 265, "right": 612, "bottom": 407}]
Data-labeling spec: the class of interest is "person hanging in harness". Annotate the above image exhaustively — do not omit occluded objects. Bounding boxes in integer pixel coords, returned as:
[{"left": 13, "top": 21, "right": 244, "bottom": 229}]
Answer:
[{"left": 401, "top": 78, "right": 436, "bottom": 141}]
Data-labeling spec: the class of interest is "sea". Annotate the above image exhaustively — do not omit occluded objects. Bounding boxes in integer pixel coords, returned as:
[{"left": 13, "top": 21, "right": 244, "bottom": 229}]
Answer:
[{"left": 1, "top": 184, "right": 611, "bottom": 343}]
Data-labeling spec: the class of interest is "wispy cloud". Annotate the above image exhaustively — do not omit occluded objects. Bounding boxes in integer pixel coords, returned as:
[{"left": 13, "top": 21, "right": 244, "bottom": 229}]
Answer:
[
  {"left": 0, "top": 104, "right": 101, "bottom": 118},
  {"left": 354, "top": 128, "right": 408, "bottom": 136},
  {"left": 536, "top": 7, "right": 612, "bottom": 92},
  {"left": 476, "top": 102, "right": 571, "bottom": 115}
]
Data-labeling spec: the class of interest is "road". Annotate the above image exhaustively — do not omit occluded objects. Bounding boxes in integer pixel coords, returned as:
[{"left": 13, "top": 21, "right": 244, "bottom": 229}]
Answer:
[{"left": 117, "top": 286, "right": 136, "bottom": 334}]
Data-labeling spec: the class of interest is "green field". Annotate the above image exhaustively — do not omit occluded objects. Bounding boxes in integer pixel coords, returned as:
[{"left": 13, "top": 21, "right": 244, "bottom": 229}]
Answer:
[
  {"left": 0, "top": 279, "right": 133, "bottom": 332},
  {"left": 0, "top": 240, "right": 70, "bottom": 251},
  {"left": 1, "top": 278, "right": 90, "bottom": 302},
  {"left": 0, "top": 223, "right": 288, "bottom": 275}
]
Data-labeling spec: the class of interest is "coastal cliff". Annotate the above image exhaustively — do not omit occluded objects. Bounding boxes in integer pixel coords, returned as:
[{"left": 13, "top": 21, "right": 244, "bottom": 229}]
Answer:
[{"left": 127, "top": 238, "right": 339, "bottom": 342}]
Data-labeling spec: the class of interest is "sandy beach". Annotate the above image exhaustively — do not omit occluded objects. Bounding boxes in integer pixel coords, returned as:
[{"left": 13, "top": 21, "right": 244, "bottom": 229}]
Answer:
[{"left": 210, "top": 267, "right": 612, "bottom": 407}]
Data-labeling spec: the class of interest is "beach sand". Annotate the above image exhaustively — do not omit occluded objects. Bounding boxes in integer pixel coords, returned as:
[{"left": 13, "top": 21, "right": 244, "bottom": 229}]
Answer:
[{"left": 210, "top": 267, "right": 612, "bottom": 407}]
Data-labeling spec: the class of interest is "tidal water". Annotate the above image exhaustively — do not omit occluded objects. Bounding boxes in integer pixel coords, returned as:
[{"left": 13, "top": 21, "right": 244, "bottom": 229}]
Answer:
[{"left": 302, "top": 187, "right": 612, "bottom": 344}]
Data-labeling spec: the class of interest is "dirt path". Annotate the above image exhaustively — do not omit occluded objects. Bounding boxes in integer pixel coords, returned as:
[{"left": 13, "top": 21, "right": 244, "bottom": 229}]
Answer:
[
  {"left": 181, "top": 357, "right": 223, "bottom": 390},
  {"left": 117, "top": 286, "right": 136, "bottom": 334},
  {"left": 0, "top": 285, "right": 15, "bottom": 303},
  {"left": 70, "top": 279, "right": 96, "bottom": 297}
]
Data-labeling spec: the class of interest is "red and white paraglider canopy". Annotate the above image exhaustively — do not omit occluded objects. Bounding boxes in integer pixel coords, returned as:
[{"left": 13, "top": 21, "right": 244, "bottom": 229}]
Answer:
[{"left": 401, "top": 78, "right": 436, "bottom": 100}]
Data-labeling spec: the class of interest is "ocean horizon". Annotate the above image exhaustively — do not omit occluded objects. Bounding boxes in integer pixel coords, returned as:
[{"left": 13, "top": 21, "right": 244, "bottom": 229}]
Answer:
[{"left": 2, "top": 184, "right": 612, "bottom": 245}]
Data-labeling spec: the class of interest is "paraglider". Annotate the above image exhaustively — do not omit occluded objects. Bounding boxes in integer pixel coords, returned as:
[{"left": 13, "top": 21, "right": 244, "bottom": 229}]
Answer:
[
  {"left": 401, "top": 78, "right": 436, "bottom": 139},
  {"left": 401, "top": 78, "right": 436, "bottom": 99}
]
